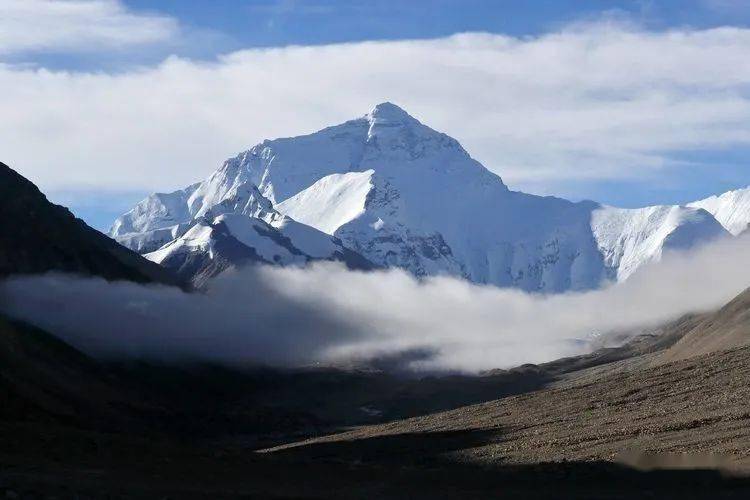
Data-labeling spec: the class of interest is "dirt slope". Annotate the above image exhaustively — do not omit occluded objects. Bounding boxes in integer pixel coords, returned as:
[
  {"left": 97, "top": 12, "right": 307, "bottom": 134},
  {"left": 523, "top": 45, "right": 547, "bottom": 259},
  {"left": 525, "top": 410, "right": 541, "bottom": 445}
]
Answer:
[
  {"left": 660, "top": 288, "right": 750, "bottom": 363},
  {"left": 268, "top": 344, "right": 750, "bottom": 472}
]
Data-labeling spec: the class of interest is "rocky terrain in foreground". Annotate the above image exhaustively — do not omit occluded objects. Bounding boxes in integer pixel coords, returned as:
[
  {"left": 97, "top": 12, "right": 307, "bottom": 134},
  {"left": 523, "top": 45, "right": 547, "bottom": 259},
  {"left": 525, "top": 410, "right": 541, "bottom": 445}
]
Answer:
[
  {"left": 3, "top": 342, "right": 750, "bottom": 498},
  {"left": 269, "top": 343, "right": 750, "bottom": 470}
]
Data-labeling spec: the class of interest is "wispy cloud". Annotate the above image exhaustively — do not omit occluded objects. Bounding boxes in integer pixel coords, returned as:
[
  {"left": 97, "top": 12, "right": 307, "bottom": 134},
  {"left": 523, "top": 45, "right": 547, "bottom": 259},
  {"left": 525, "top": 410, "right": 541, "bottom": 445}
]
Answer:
[
  {"left": 2, "top": 22, "right": 750, "bottom": 197},
  {"left": 246, "top": 0, "right": 338, "bottom": 16},
  {"left": 0, "top": 0, "right": 179, "bottom": 55}
]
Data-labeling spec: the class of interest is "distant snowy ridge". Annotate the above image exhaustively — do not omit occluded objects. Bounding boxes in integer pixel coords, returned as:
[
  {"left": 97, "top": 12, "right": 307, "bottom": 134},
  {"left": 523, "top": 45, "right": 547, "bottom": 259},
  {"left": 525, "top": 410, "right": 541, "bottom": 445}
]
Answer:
[
  {"left": 591, "top": 205, "right": 728, "bottom": 282},
  {"left": 111, "top": 164, "right": 375, "bottom": 284},
  {"left": 112, "top": 103, "right": 737, "bottom": 292},
  {"left": 688, "top": 187, "right": 750, "bottom": 236},
  {"left": 143, "top": 213, "right": 373, "bottom": 287}
]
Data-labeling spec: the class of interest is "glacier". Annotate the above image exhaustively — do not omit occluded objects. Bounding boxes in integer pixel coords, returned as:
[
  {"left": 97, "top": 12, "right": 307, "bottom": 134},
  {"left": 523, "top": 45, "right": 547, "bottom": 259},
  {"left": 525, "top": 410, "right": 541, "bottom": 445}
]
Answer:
[{"left": 111, "top": 102, "right": 738, "bottom": 292}]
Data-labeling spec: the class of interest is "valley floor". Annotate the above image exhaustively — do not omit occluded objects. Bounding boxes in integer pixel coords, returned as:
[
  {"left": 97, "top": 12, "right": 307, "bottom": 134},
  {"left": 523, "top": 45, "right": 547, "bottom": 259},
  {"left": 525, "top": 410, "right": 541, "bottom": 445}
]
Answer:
[
  {"left": 269, "top": 345, "right": 750, "bottom": 469},
  {"left": 5, "top": 345, "right": 750, "bottom": 498}
]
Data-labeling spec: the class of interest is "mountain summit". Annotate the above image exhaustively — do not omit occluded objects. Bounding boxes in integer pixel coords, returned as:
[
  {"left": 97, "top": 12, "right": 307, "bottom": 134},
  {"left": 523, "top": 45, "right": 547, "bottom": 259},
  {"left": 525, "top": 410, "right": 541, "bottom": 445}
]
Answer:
[
  {"left": 367, "top": 101, "right": 415, "bottom": 122},
  {"left": 364, "top": 102, "right": 433, "bottom": 139},
  {"left": 112, "top": 104, "right": 732, "bottom": 292}
]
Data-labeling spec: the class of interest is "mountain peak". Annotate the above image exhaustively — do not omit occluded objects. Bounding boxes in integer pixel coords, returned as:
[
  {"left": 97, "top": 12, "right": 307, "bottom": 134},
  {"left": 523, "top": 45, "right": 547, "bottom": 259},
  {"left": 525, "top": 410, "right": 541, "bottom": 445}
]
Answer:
[{"left": 366, "top": 102, "right": 415, "bottom": 123}]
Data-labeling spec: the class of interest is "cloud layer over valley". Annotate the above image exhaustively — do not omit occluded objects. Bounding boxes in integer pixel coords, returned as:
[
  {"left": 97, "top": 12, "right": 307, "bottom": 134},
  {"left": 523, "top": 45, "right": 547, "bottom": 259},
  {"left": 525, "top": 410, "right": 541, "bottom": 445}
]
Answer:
[{"left": 2, "top": 235, "right": 750, "bottom": 373}]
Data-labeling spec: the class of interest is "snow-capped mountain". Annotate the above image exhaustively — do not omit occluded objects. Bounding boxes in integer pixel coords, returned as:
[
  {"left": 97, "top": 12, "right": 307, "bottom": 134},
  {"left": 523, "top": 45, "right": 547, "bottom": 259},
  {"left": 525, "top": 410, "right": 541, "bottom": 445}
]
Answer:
[{"left": 111, "top": 102, "right": 733, "bottom": 292}]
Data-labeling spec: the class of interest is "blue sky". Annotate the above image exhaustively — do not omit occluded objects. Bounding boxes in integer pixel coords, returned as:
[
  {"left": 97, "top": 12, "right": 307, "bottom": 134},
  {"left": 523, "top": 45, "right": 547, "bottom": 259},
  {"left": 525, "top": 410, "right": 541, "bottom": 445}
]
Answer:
[
  {"left": 121, "top": 1, "right": 750, "bottom": 49},
  {"left": 122, "top": 1, "right": 750, "bottom": 46},
  {"left": 1, "top": 0, "right": 750, "bottom": 230}
]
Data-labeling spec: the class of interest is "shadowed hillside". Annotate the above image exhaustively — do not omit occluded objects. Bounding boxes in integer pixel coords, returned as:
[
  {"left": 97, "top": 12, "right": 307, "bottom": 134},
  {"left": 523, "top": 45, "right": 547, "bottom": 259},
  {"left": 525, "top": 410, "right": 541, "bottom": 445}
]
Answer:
[{"left": 0, "top": 162, "right": 180, "bottom": 286}]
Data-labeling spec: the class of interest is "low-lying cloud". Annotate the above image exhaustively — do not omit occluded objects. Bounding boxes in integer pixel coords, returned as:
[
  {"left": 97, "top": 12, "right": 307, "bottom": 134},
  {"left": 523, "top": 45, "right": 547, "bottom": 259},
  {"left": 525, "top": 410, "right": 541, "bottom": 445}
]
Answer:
[{"left": 2, "top": 235, "right": 750, "bottom": 373}]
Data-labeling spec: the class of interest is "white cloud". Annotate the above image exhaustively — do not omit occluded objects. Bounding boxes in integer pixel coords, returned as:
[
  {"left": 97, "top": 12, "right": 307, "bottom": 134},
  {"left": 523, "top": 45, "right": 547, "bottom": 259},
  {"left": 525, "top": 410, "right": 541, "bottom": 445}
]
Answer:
[
  {"left": 2, "top": 23, "right": 750, "bottom": 196},
  {"left": 0, "top": 0, "right": 178, "bottom": 54}
]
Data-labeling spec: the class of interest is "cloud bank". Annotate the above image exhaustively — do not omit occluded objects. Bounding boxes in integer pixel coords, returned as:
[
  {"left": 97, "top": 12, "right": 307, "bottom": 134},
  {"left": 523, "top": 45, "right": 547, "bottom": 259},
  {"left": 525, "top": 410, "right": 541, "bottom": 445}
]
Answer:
[
  {"left": 2, "top": 23, "right": 750, "bottom": 197},
  {"left": 0, "top": 0, "right": 179, "bottom": 54},
  {"left": 2, "top": 235, "right": 750, "bottom": 373}
]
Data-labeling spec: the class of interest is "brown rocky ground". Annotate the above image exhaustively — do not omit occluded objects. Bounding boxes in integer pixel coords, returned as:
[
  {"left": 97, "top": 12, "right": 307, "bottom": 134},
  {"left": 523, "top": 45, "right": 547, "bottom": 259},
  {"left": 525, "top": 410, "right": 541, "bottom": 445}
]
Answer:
[
  {"left": 269, "top": 346, "right": 750, "bottom": 465},
  {"left": 258, "top": 344, "right": 750, "bottom": 497},
  {"left": 4, "top": 342, "right": 750, "bottom": 498},
  {"left": 661, "top": 288, "right": 750, "bottom": 363}
]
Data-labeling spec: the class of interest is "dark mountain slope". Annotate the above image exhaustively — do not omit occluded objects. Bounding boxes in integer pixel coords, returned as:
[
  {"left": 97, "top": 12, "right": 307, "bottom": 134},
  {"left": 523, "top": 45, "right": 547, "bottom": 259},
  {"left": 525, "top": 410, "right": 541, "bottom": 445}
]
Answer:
[
  {"left": 0, "top": 163, "right": 182, "bottom": 430},
  {"left": 0, "top": 162, "right": 179, "bottom": 285},
  {"left": 0, "top": 313, "right": 159, "bottom": 429}
]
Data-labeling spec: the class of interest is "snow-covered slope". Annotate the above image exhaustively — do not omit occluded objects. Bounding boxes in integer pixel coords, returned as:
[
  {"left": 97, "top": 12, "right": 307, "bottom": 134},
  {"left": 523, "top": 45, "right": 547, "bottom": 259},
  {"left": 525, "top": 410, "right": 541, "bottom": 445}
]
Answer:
[
  {"left": 112, "top": 103, "right": 735, "bottom": 291},
  {"left": 110, "top": 175, "right": 282, "bottom": 254},
  {"left": 688, "top": 187, "right": 750, "bottom": 236},
  {"left": 111, "top": 185, "right": 198, "bottom": 236},
  {"left": 276, "top": 170, "right": 374, "bottom": 235},
  {"left": 111, "top": 170, "right": 375, "bottom": 282},
  {"left": 591, "top": 205, "right": 728, "bottom": 281}
]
